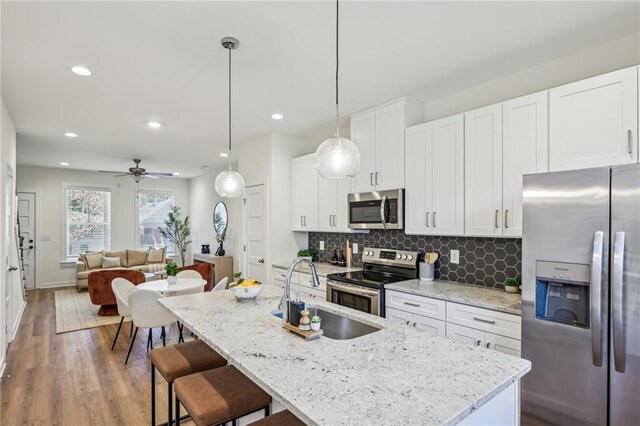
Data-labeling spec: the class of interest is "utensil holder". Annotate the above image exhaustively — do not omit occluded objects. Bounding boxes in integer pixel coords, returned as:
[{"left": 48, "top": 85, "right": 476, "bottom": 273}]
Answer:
[{"left": 419, "top": 262, "right": 435, "bottom": 281}]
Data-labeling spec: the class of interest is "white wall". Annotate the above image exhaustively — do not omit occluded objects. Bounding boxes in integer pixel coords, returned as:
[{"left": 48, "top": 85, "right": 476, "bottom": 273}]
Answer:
[
  {"left": 421, "top": 34, "right": 640, "bottom": 121},
  {"left": 1, "top": 100, "right": 23, "bottom": 371},
  {"left": 16, "top": 165, "right": 191, "bottom": 287}
]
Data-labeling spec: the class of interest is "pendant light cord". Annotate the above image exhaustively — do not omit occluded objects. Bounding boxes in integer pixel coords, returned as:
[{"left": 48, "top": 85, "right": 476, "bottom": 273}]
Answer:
[
  {"left": 228, "top": 44, "right": 232, "bottom": 169},
  {"left": 335, "top": 0, "right": 340, "bottom": 137}
]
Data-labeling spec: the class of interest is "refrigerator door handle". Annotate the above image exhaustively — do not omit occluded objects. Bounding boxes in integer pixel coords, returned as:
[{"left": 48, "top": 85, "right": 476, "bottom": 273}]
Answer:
[
  {"left": 612, "top": 231, "right": 626, "bottom": 373},
  {"left": 591, "top": 231, "right": 604, "bottom": 367}
]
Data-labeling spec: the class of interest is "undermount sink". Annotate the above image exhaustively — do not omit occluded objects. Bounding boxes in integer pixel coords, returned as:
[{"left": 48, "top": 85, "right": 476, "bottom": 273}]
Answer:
[{"left": 272, "top": 308, "right": 381, "bottom": 340}]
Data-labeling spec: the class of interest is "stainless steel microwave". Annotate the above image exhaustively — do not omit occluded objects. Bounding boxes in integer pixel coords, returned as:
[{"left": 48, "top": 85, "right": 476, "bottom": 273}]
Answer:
[{"left": 348, "top": 189, "right": 403, "bottom": 230}]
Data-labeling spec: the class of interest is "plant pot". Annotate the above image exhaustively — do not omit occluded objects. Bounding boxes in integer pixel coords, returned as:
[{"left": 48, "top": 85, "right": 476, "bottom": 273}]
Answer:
[
  {"left": 167, "top": 275, "right": 178, "bottom": 285},
  {"left": 310, "top": 322, "right": 321, "bottom": 332},
  {"left": 505, "top": 285, "right": 519, "bottom": 293}
]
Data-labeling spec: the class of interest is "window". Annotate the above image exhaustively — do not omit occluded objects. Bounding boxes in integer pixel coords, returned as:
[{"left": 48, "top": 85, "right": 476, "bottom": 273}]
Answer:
[
  {"left": 65, "top": 187, "right": 112, "bottom": 258},
  {"left": 138, "top": 191, "right": 175, "bottom": 253}
]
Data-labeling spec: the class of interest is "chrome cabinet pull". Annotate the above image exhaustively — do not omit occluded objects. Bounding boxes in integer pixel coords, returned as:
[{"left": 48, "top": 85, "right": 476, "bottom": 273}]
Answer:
[
  {"left": 472, "top": 317, "right": 496, "bottom": 325},
  {"left": 504, "top": 209, "right": 509, "bottom": 229},
  {"left": 486, "top": 342, "right": 491, "bottom": 349},
  {"left": 300, "top": 216, "right": 303, "bottom": 227},
  {"left": 495, "top": 210, "right": 500, "bottom": 228},
  {"left": 412, "top": 322, "right": 417, "bottom": 327},
  {"left": 628, "top": 129, "right": 633, "bottom": 154},
  {"left": 375, "top": 172, "right": 379, "bottom": 186},
  {"left": 426, "top": 212, "right": 430, "bottom": 228},
  {"left": 403, "top": 301, "right": 421, "bottom": 307},
  {"left": 405, "top": 320, "right": 411, "bottom": 325},
  {"left": 370, "top": 172, "right": 374, "bottom": 186},
  {"left": 476, "top": 340, "right": 482, "bottom": 346},
  {"left": 612, "top": 231, "right": 626, "bottom": 372},
  {"left": 591, "top": 231, "right": 604, "bottom": 367},
  {"left": 433, "top": 211, "right": 436, "bottom": 228}
]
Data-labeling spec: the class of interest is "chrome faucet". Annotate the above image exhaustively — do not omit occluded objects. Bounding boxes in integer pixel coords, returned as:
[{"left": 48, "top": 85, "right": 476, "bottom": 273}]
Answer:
[{"left": 278, "top": 258, "right": 321, "bottom": 326}]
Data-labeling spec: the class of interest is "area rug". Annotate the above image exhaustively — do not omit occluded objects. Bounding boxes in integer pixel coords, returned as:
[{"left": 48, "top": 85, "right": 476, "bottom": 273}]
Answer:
[{"left": 55, "top": 288, "right": 128, "bottom": 334}]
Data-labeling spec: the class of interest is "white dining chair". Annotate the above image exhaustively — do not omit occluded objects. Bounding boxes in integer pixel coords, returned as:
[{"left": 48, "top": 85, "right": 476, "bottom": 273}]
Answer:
[
  {"left": 126, "top": 289, "right": 181, "bottom": 364},
  {"left": 176, "top": 270, "right": 202, "bottom": 279},
  {"left": 212, "top": 277, "right": 229, "bottom": 291},
  {"left": 111, "top": 278, "right": 137, "bottom": 351}
]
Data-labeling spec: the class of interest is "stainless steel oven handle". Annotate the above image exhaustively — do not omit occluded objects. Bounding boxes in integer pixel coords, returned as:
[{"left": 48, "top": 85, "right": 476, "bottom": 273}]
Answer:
[
  {"left": 327, "top": 281, "right": 379, "bottom": 298},
  {"left": 380, "top": 196, "right": 388, "bottom": 229},
  {"left": 591, "top": 231, "right": 604, "bottom": 367},
  {"left": 612, "top": 231, "right": 625, "bottom": 373}
]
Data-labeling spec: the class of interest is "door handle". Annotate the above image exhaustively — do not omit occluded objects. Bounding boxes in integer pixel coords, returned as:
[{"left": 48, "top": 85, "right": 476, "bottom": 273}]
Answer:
[
  {"left": 495, "top": 209, "right": 500, "bottom": 229},
  {"left": 370, "top": 172, "right": 374, "bottom": 186},
  {"left": 426, "top": 212, "right": 430, "bottom": 228},
  {"left": 504, "top": 209, "right": 509, "bottom": 229},
  {"left": 380, "top": 196, "right": 388, "bottom": 229},
  {"left": 591, "top": 231, "right": 604, "bottom": 367},
  {"left": 8, "top": 266, "right": 18, "bottom": 271},
  {"left": 433, "top": 211, "right": 436, "bottom": 228},
  {"left": 28, "top": 246, "right": 34, "bottom": 249},
  {"left": 627, "top": 129, "right": 633, "bottom": 154},
  {"left": 258, "top": 258, "right": 265, "bottom": 264},
  {"left": 612, "top": 231, "right": 625, "bottom": 372}
]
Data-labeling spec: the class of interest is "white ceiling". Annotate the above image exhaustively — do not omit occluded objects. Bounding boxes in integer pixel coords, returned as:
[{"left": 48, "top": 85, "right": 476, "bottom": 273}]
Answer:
[{"left": 2, "top": 1, "right": 639, "bottom": 178}]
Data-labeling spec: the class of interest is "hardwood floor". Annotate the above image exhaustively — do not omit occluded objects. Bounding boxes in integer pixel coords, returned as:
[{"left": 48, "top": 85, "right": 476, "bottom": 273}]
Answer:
[{"left": 1, "top": 288, "right": 187, "bottom": 426}]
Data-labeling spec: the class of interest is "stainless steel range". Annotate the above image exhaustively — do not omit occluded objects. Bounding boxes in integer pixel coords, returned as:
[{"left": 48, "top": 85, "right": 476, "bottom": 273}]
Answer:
[{"left": 326, "top": 247, "right": 418, "bottom": 317}]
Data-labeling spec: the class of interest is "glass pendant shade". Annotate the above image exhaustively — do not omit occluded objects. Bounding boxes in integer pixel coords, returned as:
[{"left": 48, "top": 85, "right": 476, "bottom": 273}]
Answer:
[
  {"left": 315, "top": 136, "right": 360, "bottom": 179},
  {"left": 215, "top": 169, "right": 245, "bottom": 198}
]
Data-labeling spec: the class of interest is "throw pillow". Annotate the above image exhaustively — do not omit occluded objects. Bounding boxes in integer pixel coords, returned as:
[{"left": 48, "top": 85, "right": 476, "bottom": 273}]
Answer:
[
  {"left": 82, "top": 251, "right": 104, "bottom": 270},
  {"left": 147, "top": 247, "right": 166, "bottom": 264},
  {"left": 104, "top": 250, "right": 127, "bottom": 267},
  {"left": 127, "top": 249, "right": 148, "bottom": 267},
  {"left": 101, "top": 256, "right": 122, "bottom": 269}
]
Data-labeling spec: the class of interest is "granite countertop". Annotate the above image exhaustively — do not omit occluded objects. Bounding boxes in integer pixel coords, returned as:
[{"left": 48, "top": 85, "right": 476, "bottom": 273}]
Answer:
[
  {"left": 271, "top": 261, "right": 361, "bottom": 277},
  {"left": 159, "top": 284, "right": 530, "bottom": 425},
  {"left": 386, "top": 280, "right": 522, "bottom": 316}
]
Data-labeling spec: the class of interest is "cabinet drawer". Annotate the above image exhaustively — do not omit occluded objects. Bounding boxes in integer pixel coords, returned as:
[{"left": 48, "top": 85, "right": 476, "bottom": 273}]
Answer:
[
  {"left": 446, "top": 302, "right": 521, "bottom": 340},
  {"left": 298, "top": 274, "right": 327, "bottom": 292},
  {"left": 385, "top": 290, "right": 446, "bottom": 321}
]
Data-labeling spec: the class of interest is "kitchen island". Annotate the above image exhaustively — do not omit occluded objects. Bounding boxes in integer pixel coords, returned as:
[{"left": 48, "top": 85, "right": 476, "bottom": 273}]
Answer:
[{"left": 159, "top": 284, "right": 530, "bottom": 425}]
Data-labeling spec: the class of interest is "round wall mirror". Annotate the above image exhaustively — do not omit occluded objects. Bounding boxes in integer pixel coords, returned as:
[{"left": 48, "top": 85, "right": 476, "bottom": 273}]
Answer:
[{"left": 213, "top": 201, "right": 228, "bottom": 238}]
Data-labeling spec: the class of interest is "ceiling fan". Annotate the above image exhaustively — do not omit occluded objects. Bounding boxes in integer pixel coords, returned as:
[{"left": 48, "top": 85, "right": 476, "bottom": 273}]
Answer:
[{"left": 99, "top": 159, "right": 175, "bottom": 183}]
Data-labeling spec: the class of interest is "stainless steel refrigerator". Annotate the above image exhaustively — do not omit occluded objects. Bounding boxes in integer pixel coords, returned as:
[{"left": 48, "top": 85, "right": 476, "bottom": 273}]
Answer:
[{"left": 521, "top": 165, "right": 640, "bottom": 426}]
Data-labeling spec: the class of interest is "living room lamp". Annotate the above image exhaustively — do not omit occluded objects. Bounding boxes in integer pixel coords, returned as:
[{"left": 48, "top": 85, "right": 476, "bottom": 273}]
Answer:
[{"left": 215, "top": 37, "right": 245, "bottom": 198}]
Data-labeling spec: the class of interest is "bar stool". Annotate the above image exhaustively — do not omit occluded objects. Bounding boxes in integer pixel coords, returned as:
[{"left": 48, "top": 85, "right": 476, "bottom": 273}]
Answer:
[
  {"left": 247, "top": 410, "right": 305, "bottom": 426},
  {"left": 149, "top": 340, "right": 227, "bottom": 426},
  {"left": 174, "top": 365, "right": 272, "bottom": 426}
]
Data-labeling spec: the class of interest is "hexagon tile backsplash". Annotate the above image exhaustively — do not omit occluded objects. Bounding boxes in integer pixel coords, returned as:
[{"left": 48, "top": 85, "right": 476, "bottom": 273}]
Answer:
[{"left": 308, "top": 231, "right": 521, "bottom": 289}]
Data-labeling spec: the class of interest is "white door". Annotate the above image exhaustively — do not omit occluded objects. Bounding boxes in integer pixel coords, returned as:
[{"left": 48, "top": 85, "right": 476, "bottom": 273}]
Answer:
[
  {"left": 351, "top": 111, "right": 376, "bottom": 193},
  {"left": 404, "top": 122, "right": 431, "bottom": 235},
  {"left": 374, "top": 101, "right": 405, "bottom": 191},
  {"left": 244, "top": 185, "right": 266, "bottom": 283},
  {"left": 446, "top": 323, "right": 485, "bottom": 347},
  {"left": 291, "top": 158, "right": 306, "bottom": 231},
  {"left": 318, "top": 177, "right": 336, "bottom": 232},
  {"left": 334, "top": 178, "right": 351, "bottom": 233},
  {"left": 549, "top": 66, "right": 638, "bottom": 171},
  {"left": 302, "top": 156, "right": 319, "bottom": 231},
  {"left": 413, "top": 315, "right": 446, "bottom": 337},
  {"left": 503, "top": 91, "right": 549, "bottom": 237},
  {"left": 485, "top": 332, "right": 521, "bottom": 357},
  {"left": 385, "top": 307, "right": 414, "bottom": 326},
  {"left": 432, "top": 113, "right": 465, "bottom": 236},
  {"left": 17, "top": 192, "right": 36, "bottom": 289},
  {"left": 465, "top": 104, "right": 503, "bottom": 236}
]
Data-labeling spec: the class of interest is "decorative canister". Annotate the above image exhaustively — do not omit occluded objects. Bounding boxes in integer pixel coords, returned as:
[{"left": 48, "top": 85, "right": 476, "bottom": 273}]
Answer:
[{"left": 419, "top": 262, "right": 435, "bottom": 281}]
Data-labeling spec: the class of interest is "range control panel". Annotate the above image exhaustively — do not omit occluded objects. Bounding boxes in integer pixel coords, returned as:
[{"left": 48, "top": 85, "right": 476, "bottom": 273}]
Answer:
[{"left": 362, "top": 247, "right": 418, "bottom": 267}]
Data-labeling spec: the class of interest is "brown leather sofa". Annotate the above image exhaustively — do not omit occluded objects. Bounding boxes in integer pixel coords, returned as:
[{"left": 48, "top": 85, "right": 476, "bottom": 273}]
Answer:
[
  {"left": 88, "top": 269, "right": 146, "bottom": 316},
  {"left": 178, "top": 263, "right": 214, "bottom": 292}
]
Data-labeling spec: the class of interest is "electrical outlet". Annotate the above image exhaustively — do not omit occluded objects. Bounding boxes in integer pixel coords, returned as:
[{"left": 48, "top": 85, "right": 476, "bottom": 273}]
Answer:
[
  {"left": 450, "top": 249, "right": 460, "bottom": 264},
  {"left": 352, "top": 243, "right": 359, "bottom": 254},
  {"left": 319, "top": 241, "right": 325, "bottom": 251}
]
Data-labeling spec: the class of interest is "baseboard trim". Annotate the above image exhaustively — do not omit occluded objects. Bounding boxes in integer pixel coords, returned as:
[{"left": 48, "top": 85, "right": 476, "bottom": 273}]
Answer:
[
  {"left": 10, "top": 300, "right": 27, "bottom": 342},
  {"left": 36, "top": 281, "right": 75, "bottom": 289}
]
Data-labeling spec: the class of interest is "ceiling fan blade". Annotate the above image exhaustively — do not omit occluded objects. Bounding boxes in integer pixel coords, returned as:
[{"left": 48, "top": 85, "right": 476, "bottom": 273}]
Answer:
[
  {"left": 115, "top": 173, "right": 133, "bottom": 178},
  {"left": 145, "top": 172, "right": 175, "bottom": 177},
  {"left": 144, "top": 174, "right": 160, "bottom": 179},
  {"left": 98, "top": 170, "right": 128, "bottom": 174}
]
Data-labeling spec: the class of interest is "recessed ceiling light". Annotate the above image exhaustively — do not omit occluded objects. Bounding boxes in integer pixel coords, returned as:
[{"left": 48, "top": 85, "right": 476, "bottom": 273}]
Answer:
[
  {"left": 70, "top": 66, "right": 91, "bottom": 76},
  {"left": 60, "top": 162, "right": 69, "bottom": 166},
  {"left": 200, "top": 165, "right": 210, "bottom": 170},
  {"left": 173, "top": 172, "right": 180, "bottom": 176},
  {"left": 147, "top": 121, "right": 161, "bottom": 129},
  {"left": 64, "top": 132, "right": 78, "bottom": 138},
  {"left": 220, "top": 153, "right": 229, "bottom": 158},
  {"left": 271, "top": 113, "right": 284, "bottom": 120}
]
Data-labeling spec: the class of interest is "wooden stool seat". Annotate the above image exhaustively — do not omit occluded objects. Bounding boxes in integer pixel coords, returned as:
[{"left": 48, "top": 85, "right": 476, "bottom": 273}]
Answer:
[
  {"left": 174, "top": 365, "right": 271, "bottom": 426},
  {"left": 150, "top": 340, "right": 227, "bottom": 382},
  {"left": 248, "top": 410, "right": 305, "bottom": 426}
]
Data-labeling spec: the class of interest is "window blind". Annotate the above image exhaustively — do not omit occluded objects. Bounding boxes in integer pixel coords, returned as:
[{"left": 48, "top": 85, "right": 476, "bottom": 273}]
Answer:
[{"left": 65, "top": 187, "right": 112, "bottom": 258}]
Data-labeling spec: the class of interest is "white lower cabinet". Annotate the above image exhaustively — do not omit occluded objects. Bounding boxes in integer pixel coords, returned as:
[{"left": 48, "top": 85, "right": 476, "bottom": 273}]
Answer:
[
  {"left": 485, "top": 332, "right": 521, "bottom": 357},
  {"left": 272, "top": 266, "right": 326, "bottom": 301},
  {"left": 446, "top": 322, "right": 486, "bottom": 347},
  {"left": 386, "top": 307, "right": 446, "bottom": 337}
]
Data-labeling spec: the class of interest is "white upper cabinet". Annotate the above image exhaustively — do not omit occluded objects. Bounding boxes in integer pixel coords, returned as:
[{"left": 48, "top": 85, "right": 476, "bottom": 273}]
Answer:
[
  {"left": 318, "top": 176, "right": 351, "bottom": 233},
  {"left": 465, "top": 104, "right": 503, "bottom": 237},
  {"left": 291, "top": 154, "right": 318, "bottom": 231},
  {"left": 549, "top": 66, "right": 638, "bottom": 171},
  {"left": 405, "top": 114, "right": 464, "bottom": 236},
  {"left": 502, "top": 91, "right": 549, "bottom": 237},
  {"left": 352, "top": 98, "right": 424, "bottom": 193}
]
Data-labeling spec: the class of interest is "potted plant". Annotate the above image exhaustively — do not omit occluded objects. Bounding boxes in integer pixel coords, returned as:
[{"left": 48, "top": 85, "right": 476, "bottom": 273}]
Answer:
[
  {"left": 297, "top": 249, "right": 316, "bottom": 262},
  {"left": 159, "top": 205, "right": 192, "bottom": 266},
  {"left": 310, "top": 315, "right": 321, "bottom": 332},
  {"left": 166, "top": 263, "right": 179, "bottom": 285},
  {"left": 503, "top": 278, "right": 520, "bottom": 293}
]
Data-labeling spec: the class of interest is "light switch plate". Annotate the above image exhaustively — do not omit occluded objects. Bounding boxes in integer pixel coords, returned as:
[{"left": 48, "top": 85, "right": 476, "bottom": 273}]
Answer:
[
  {"left": 450, "top": 250, "right": 460, "bottom": 264},
  {"left": 352, "top": 243, "right": 359, "bottom": 254},
  {"left": 319, "top": 241, "right": 325, "bottom": 251}
]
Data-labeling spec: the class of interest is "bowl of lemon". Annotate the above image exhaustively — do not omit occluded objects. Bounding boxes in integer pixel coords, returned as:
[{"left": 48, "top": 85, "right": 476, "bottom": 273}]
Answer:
[{"left": 229, "top": 273, "right": 263, "bottom": 302}]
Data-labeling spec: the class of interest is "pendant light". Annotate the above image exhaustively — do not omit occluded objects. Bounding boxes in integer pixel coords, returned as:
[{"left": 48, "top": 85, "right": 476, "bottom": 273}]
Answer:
[
  {"left": 215, "top": 37, "right": 245, "bottom": 198},
  {"left": 315, "top": 0, "right": 360, "bottom": 179}
]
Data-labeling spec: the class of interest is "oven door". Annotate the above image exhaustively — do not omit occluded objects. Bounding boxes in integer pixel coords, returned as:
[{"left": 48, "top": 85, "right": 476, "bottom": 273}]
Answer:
[
  {"left": 348, "top": 189, "right": 403, "bottom": 230},
  {"left": 326, "top": 280, "right": 380, "bottom": 316}
]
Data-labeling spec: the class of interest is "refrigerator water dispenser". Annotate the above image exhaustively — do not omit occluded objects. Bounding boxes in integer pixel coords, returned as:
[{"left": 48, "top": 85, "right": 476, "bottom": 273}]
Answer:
[{"left": 535, "top": 261, "right": 590, "bottom": 328}]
